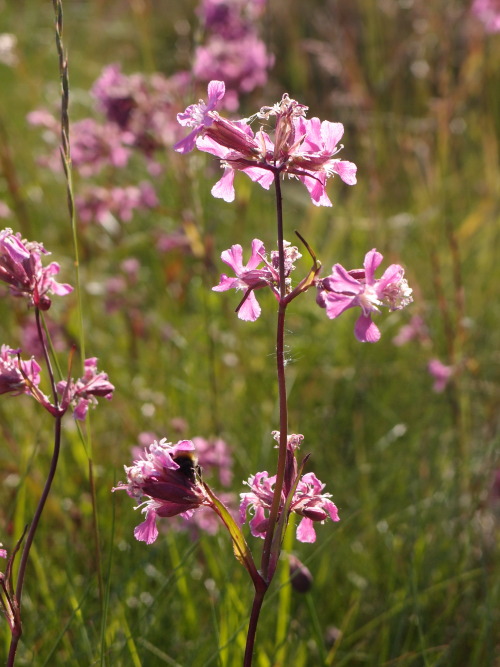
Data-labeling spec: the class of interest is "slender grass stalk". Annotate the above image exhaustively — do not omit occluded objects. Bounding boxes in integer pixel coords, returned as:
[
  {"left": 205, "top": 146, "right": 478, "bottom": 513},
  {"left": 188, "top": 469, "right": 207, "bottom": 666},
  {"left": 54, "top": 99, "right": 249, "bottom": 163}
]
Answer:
[{"left": 51, "top": 0, "right": 104, "bottom": 610}]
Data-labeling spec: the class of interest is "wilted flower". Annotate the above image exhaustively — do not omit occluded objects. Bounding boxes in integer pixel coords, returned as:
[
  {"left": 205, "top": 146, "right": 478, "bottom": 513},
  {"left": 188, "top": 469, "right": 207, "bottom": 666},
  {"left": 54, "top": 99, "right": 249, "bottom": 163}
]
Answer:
[
  {"left": 0, "top": 345, "right": 41, "bottom": 396},
  {"left": 240, "top": 432, "right": 339, "bottom": 543},
  {"left": 57, "top": 357, "right": 114, "bottom": 420},
  {"left": 213, "top": 239, "right": 302, "bottom": 320},
  {"left": 0, "top": 228, "right": 73, "bottom": 310},
  {"left": 317, "top": 248, "right": 413, "bottom": 342},
  {"left": 113, "top": 438, "right": 216, "bottom": 544}
]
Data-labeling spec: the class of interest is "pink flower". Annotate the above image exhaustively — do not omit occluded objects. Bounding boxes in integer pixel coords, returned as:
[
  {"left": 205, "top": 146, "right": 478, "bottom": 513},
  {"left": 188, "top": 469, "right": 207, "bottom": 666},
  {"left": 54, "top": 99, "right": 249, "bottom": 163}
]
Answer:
[
  {"left": 193, "top": 36, "right": 273, "bottom": 111},
  {"left": 317, "top": 249, "right": 413, "bottom": 342},
  {"left": 239, "top": 432, "right": 339, "bottom": 543},
  {"left": 0, "top": 345, "right": 41, "bottom": 396},
  {"left": 212, "top": 239, "right": 301, "bottom": 320},
  {"left": 57, "top": 357, "right": 114, "bottom": 420},
  {"left": 174, "top": 80, "right": 226, "bottom": 154},
  {"left": 113, "top": 438, "right": 215, "bottom": 544},
  {"left": 177, "top": 87, "right": 356, "bottom": 206},
  {"left": 471, "top": 0, "right": 500, "bottom": 32},
  {"left": 0, "top": 228, "right": 73, "bottom": 310},
  {"left": 427, "top": 359, "right": 454, "bottom": 393}
]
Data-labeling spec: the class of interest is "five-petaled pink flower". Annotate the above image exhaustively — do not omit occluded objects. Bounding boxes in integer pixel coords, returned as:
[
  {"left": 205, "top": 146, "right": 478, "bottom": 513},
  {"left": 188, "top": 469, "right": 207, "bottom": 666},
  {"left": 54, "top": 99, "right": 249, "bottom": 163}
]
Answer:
[
  {"left": 57, "top": 357, "right": 114, "bottom": 420},
  {"left": 317, "top": 248, "right": 413, "bottom": 343},
  {"left": 239, "top": 432, "right": 339, "bottom": 543},
  {"left": 212, "top": 238, "right": 301, "bottom": 320},
  {"left": 0, "top": 344, "right": 41, "bottom": 396},
  {"left": 0, "top": 228, "right": 73, "bottom": 310},
  {"left": 176, "top": 84, "right": 357, "bottom": 206},
  {"left": 174, "top": 80, "right": 226, "bottom": 154},
  {"left": 113, "top": 438, "right": 214, "bottom": 544}
]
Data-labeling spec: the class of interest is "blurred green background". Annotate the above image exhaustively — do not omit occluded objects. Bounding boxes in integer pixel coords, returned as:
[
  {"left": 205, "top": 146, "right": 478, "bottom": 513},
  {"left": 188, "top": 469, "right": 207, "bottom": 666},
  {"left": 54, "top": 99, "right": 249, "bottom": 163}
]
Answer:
[{"left": 0, "top": 0, "right": 499, "bottom": 664}]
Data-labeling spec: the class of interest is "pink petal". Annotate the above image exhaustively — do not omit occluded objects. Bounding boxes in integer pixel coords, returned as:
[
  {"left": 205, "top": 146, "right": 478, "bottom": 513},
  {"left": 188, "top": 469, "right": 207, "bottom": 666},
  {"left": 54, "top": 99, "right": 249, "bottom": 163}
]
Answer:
[
  {"left": 354, "top": 314, "right": 381, "bottom": 343},
  {"left": 247, "top": 239, "right": 266, "bottom": 270},
  {"left": 238, "top": 291, "right": 261, "bottom": 321},
  {"left": 323, "top": 292, "right": 356, "bottom": 319},
  {"left": 363, "top": 249, "right": 383, "bottom": 284},
  {"left": 332, "top": 160, "right": 357, "bottom": 185},
  {"left": 327, "top": 263, "right": 364, "bottom": 294},
  {"left": 211, "top": 168, "right": 235, "bottom": 202},
  {"left": 220, "top": 244, "right": 243, "bottom": 273},
  {"left": 320, "top": 120, "right": 344, "bottom": 152},
  {"left": 241, "top": 166, "right": 274, "bottom": 190},
  {"left": 296, "top": 517, "right": 317, "bottom": 543},
  {"left": 212, "top": 274, "right": 240, "bottom": 292},
  {"left": 134, "top": 510, "right": 158, "bottom": 544}
]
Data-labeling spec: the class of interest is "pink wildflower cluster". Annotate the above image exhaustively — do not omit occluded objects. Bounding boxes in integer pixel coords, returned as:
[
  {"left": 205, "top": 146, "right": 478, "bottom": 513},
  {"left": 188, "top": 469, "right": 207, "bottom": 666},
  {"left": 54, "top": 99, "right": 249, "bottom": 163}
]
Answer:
[
  {"left": 0, "top": 345, "right": 41, "bottom": 396},
  {"left": 28, "top": 65, "right": 190, "bottom": 226},
  {"left": 471, "top": 0, "right": 500, "bottom": 32},
  {"left": 0, "top": 228, "right": 73, "bottom": 311},
  {"left": 240, "top": 432, "right": 339, "bottom": 543},
  {"left": 175, "top": 81, "right": 357, "bottom": 206},
  {"left": 113, "top": 438, "right": 215, "bottom": 544},
  {"left": 56, "top": 357, "right": 115, "bottom": 420},
  {"left": 194, "top": 0, "right": 273, "bottom": 111}
]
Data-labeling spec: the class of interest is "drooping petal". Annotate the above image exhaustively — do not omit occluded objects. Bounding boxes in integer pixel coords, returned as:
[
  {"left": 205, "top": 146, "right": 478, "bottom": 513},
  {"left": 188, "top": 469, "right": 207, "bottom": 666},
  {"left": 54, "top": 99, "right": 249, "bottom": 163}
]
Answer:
[
  {"left": 298, "top": 172, "right": 332, "bottom": 207},
  {"left": 211, "top": 167, "right": 236, "bottom": 202},
  {"left": 134, "top": 508, "right": 158, "bottom": 544},
  {"left": 354, "top": 313, "right": 381, "bottom": 343},
  {"left": 237, "top": 290, "right": 261, "bottom": 321},
  {"left": 296, "top": 517, "right": 317, "bottom": 543}
]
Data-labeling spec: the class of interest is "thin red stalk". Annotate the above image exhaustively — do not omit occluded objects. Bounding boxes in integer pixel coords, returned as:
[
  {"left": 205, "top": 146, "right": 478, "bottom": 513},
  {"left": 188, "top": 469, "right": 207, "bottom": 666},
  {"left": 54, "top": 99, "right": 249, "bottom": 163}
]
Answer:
[
  {"left": 245, "top": 170, "right": 289, "bottom": 665},
  {"left": 7, "top": 309, "right": 63, "bottom": 666},
  {"left": 243, "top": 587, "right": 266, "bottom": 667},
  {"left": 260, "top": 171, "right": 289, "bottom": 581},
  {"left": 8, "top": 415, "right": 62, "bottom": 666}
]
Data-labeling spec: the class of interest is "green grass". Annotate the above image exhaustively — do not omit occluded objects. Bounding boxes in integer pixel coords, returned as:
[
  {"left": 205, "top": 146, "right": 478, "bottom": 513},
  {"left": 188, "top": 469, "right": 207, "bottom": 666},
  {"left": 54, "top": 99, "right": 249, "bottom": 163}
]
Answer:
[{"left": 1, "top": 0, "right": 500, "bottom": 664}]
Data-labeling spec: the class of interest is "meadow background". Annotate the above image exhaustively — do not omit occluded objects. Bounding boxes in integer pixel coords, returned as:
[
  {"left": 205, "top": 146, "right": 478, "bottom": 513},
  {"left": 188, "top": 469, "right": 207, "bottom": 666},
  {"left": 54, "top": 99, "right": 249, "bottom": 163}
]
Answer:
[{"left": 1, "top": 0, "right": 499, "bottom": 664}]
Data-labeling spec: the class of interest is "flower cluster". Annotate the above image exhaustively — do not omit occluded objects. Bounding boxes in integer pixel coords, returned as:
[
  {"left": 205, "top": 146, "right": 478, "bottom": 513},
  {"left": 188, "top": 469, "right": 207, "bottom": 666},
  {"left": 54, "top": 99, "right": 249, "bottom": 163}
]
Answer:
[
  {"left": 113, "top": 438, "right": 215, "bottom": 544},
  {"left": 0, "top": 345, "right": 41, "bottom": 396},
  {"left": 175, "top": 81, "right": 357, "bottom": 206},
  {"left": 28, "top": 65, "right": 191, "bottom": 226},
  {"left": 0, "top": 228, "right": 73, "bottom": 310},
  {"left": 194, "top": 0, "right": 273, "bottom": 110},
  {"left": 212, "top": 238, "right": 301, "bottom": 320},
  {"left": 240, "top": 432, "right": 339, "bottom": 543},
  {"left": 317, "top": 249, "right": 413, "bottom": 342},
  {"left": 56, "top": 357, "right": 115, "bottom": 420}
]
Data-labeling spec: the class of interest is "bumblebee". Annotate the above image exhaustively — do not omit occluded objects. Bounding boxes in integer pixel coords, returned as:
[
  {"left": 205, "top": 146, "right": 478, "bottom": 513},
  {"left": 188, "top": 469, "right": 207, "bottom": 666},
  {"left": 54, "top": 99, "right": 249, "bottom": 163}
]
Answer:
[{"left": 172, "top": 451, "right": 201, "bottom": 483}]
